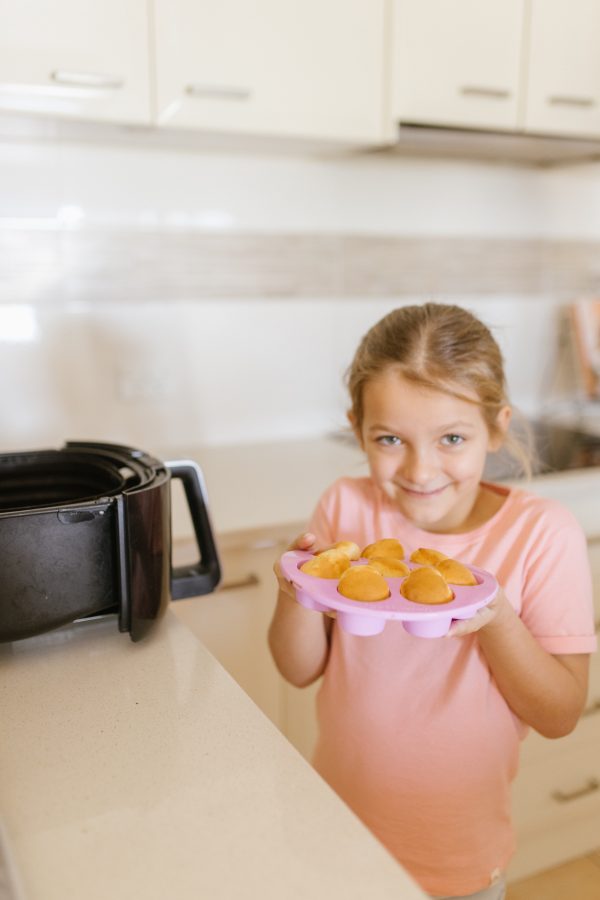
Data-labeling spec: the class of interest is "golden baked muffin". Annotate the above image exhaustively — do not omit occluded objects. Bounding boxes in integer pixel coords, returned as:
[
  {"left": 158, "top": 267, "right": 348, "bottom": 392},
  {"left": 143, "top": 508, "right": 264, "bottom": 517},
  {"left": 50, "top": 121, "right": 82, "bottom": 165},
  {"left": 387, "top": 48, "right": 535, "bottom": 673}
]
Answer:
[
  {"left": 409, "top": 547, "right": 447, "bottom": 565},
  {"left": 368, "top": 557, "right": 410, "bottom": 578},
  {"left": 337, "top": 565, "right": 390, "bottom": 602},
  {"left": 316, "top": 540, "right": 361, "bottom": 561},
  {"left": 400, "top": 566, "right": 453, "bottom": 605},
  {"left": 435, "top": 557, "right": 477, "bottom": 586},
  {"left": 362, "top": 538, "right": 405, "bottom": 561},
  {"left": 300, "top": 549, "right": 351, "bottom": 579}
]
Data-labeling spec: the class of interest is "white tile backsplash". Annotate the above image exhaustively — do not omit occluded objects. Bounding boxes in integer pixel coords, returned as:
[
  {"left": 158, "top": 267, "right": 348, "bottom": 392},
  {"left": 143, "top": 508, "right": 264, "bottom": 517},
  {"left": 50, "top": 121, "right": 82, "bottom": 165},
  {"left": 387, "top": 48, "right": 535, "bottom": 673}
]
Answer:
[
  {"left": 0, "top": 139, "right": 594, "bottom": 237},
  {"left": 0, "top": 293, "right": 568, "bottom": 453},
  {"left": 1, "top": 137, "right": 599, "bottom": 453}
]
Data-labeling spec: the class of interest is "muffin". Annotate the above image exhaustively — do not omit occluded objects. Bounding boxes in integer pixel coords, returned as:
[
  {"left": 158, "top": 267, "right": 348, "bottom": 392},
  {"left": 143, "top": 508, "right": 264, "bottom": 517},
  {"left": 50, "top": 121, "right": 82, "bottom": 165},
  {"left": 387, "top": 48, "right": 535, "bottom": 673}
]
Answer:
[
  {"left": 337, "top": 565, "right": 390, "bottom": 602},
  {"left": 400, "top": 566, "right": 453, "bottom": 605},
  {"left": 362, "top": 538, "right": 405, "bottom": 561},
  {"left": 435, "top": 557, "right": 477, "bottom": 586},
  {"left": 368, "top": 557, "right": 410, "bottom": 578},
  {"left": 300, "top": 548, "right": 351, "bottom": 579},
  {"left": 316, "top": 540, "right": 361, "bottom": 561},
  {"left": 409, "top": 547, "right": 447, "bottom": 565}
]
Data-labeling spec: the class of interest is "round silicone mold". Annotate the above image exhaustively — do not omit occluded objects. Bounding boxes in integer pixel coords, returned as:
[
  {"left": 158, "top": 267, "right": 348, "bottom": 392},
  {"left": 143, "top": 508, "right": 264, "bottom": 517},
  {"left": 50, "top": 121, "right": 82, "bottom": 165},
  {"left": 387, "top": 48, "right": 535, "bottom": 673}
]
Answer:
[{"left": 279, "top": 550, "right": 498, "bottom": 639}]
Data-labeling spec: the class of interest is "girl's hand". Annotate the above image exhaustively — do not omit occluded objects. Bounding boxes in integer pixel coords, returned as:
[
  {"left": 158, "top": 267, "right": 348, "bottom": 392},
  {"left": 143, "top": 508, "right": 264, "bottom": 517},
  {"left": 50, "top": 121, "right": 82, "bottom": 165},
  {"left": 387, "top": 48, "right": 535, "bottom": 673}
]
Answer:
[
  {"left": 273, "top": 532, "right": 317, "bottom": 601},
  {"left": 269, "top": 532, "right": 334, "bottom": 686},
  {"left": 445, "top": 588, "right": 512, "bottom": 638},
  {"left": 273, "top": 533, "right": 338, "bottom": 619}
]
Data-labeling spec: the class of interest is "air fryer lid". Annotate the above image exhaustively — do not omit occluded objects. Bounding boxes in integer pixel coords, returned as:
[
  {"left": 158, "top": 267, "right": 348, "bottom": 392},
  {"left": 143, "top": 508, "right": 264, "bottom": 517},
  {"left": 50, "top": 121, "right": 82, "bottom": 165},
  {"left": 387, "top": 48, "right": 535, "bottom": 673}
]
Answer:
[
  {"left": 0, "top": 442, "right": 166, "bottom": 513},
  {"left": 0, "top": 452, "right": 130, "bottom": 512}
]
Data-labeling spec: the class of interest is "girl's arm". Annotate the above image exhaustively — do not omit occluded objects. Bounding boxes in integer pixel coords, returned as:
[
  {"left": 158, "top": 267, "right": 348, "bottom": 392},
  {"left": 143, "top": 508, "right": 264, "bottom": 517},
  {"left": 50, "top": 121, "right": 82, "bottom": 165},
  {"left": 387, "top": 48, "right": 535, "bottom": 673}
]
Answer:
[
  {"left": 451, "top": 591, "right": 590, "bottom": 738},
  {"left": 268, "top": 532, "right": 333, "bottom": 688}
]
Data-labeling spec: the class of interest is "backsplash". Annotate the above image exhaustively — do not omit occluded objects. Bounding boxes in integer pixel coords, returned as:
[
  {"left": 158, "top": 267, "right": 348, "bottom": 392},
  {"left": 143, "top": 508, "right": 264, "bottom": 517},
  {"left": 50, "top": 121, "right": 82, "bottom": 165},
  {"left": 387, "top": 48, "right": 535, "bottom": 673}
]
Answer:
[
  {"left": 3, "top": 230, "right": 600, "bottom": 302},
  {"left": 1, "top": 139, "right": 599, "bottom": 454}
]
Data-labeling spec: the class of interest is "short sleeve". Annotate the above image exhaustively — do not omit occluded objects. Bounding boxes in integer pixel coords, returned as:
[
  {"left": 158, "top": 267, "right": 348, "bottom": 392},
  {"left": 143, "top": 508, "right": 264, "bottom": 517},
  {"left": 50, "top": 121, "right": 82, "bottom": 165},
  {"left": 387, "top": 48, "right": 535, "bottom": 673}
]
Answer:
[
  {"left": 520, "top": 504, "right": 597, "bottom": 655},
  {"left": 306, "top": 485, "right": 339, "bottom": 550}
]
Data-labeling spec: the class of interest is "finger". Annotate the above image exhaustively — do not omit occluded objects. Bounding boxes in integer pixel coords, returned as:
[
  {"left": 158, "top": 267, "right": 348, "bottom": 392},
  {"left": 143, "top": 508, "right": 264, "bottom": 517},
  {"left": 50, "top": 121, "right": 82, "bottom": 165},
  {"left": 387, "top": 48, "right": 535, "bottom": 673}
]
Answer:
[
  {"left": 446, "top": 607, "right": 494, "bottom": 637},
  {"left": 287, "top": 532, "right": 316, "bottom": 552},
  {"left": 276, "top": 533, "right": 316, "bottom": 580},
  {"left": 446, "top": 621, "right": 474, "bottom": 638}
]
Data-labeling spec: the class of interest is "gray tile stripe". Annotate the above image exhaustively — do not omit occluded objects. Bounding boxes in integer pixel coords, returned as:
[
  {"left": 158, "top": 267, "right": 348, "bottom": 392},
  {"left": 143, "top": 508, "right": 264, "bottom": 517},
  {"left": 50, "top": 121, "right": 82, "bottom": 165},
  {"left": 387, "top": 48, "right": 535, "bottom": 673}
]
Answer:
[{"left": 0, "top": 231, "right": 599, "bottom": 302}]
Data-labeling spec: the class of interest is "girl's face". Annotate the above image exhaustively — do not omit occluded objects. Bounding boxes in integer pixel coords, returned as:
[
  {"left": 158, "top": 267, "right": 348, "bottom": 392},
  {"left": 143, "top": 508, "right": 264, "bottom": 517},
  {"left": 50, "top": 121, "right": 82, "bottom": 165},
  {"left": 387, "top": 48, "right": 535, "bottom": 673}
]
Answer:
[{"left": 352, "top": 369, "right": 510, "bottom": 534}]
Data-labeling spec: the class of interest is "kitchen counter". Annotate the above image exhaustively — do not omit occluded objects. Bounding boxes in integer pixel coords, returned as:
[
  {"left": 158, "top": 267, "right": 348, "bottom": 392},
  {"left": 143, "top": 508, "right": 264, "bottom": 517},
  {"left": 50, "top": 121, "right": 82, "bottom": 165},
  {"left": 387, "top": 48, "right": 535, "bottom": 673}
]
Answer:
[
  {"left": 164, "top": 435, "right": 369, "bottom": 541},
  {"left": 0, "top": 611, "right": 424, "bottom": 900},
  {"left": 161, "top": 435, "right": 600, "bottom": 541}
]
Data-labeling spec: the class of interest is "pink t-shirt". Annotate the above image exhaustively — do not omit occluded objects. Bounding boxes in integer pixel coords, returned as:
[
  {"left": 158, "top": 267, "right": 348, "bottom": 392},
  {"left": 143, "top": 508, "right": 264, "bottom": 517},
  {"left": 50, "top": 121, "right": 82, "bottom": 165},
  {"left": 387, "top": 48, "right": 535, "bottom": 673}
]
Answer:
[{"left": 307, "top": 477, "right": 597, "bottom": 897}]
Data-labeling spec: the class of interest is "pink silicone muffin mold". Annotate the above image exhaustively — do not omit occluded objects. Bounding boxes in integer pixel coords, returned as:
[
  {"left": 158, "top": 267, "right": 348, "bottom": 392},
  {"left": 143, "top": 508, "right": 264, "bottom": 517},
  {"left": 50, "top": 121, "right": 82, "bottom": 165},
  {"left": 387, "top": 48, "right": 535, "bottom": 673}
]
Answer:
[{"left": 279, "top": 550, "right": 498, "bottom": 638}]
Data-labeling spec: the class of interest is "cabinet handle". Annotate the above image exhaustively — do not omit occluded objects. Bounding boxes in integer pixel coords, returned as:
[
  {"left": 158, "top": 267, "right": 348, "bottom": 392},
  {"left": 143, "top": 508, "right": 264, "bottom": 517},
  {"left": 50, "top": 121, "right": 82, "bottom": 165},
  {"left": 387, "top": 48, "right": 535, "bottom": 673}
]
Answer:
[
  {"left": 548, "top": 95, "right": 596, "bottom": 109},
  {"left": 595, "top": 618, "right": 600, "bottom": 634},
  {"left": 185, "top": 84, "right": 252, "bottom": 101},
  {"left": 552, "top": 778, "right": 600, "bottom": 804},
  {"left": 460, "top": 86, "right": 511, "bottom": 100},
  {"left": 217, "top": 574, "right": 260, "bottom": 592},
  {"left": 582, "top": 698, "right": 600, "bottom": 718},
  {"left": 50, "top": 70, "right": 124, "bottom": 90}
]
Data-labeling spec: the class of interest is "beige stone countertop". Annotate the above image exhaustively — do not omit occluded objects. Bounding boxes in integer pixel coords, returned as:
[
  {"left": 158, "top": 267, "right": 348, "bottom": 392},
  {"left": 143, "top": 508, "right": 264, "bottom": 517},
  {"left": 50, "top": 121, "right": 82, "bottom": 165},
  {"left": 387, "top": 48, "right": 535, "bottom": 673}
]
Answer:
[{"left": 0, "top": 610, "right": 424, "bottom": 900}]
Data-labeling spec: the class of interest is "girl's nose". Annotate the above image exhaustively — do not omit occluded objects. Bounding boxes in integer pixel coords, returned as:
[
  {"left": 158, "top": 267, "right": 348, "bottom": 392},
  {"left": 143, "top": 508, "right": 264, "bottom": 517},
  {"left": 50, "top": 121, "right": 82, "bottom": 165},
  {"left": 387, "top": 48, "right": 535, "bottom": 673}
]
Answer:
[{"left": 400, "top": 449, "right": 437, "bottom": 486}]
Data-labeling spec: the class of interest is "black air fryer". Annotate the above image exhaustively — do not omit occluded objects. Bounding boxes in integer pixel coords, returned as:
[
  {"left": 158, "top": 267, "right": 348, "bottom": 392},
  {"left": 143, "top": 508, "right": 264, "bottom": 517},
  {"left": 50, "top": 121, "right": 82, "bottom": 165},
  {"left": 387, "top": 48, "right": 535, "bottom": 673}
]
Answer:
[{"left": 0, "top": 441, "right": 221, "bottom": 643}]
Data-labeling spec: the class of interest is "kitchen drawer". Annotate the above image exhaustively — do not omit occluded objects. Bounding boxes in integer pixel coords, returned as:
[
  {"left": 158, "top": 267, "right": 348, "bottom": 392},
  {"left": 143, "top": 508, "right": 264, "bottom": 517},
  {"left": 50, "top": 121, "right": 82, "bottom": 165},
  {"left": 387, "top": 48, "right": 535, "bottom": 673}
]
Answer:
[
  {"left": 509, "top": 805, "right": 600, "bottom": 882},
  {"left": 508, "top": 621, "right": 600, "bottom": 879},
  {"left": 588, "top": 536, "right": 600, "bottom": 624},
  {"left": 171, "top": 534, "right": 288, "bottom": 728},
  {"left": 520, "top": 651, "right": 600, "bottom": 765},
  {"left": 512, "top": 729, "right": 600, "bottom": 834},
  {"left": 510, "top": 727, "right": 600, "bottom": 880}
]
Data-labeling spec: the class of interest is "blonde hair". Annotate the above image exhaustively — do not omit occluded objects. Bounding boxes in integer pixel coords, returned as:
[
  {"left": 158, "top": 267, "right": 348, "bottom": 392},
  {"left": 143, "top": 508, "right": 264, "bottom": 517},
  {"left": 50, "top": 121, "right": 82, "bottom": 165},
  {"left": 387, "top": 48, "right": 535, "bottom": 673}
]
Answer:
[{"left": 346, "top": 303, "right": 532, "bottom": 477}]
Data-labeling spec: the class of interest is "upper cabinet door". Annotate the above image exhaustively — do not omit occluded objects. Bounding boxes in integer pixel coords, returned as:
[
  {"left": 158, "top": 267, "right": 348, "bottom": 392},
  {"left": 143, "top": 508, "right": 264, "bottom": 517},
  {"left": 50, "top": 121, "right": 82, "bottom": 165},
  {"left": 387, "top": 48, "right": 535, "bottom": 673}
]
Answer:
[
  {"left": 524, "top": 0, "right": 600, "bottom": 138},
  {"left": 153, "top": 0, "right": 386, "bottom": 143},
  {"left": 390, "top": 0, "right": 525, "bottom": 131},
  {"left": 0, "top": 0, "right": 150, "bottom": 124}
]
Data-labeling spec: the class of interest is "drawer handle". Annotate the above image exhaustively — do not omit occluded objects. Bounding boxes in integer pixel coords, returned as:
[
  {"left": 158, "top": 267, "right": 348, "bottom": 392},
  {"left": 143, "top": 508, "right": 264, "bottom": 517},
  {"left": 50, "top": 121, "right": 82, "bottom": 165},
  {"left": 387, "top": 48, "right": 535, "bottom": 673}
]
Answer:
[
  {"left": 460, "top": 85, "right": 511, "bottom": 100},
  {"left": 595, "top": 617, "right": 600, "bottom": 634},
  {"left": 51, "top": 70, "right": 124, "bottom": 90},
  {"left": 185, "top": 84, "right": 252, "bottom": 101},
  {"left": 217, "top": 574, "right": 260, "bottom": 592},
  {"left": 548, "top": 95, "right": 596, "bottom": 109},
  {"left": 552, "top": 778, "right": 600, "bottom": 804},
  {"left": 582, "top": 698, "right": 600, "bottom": 718}
]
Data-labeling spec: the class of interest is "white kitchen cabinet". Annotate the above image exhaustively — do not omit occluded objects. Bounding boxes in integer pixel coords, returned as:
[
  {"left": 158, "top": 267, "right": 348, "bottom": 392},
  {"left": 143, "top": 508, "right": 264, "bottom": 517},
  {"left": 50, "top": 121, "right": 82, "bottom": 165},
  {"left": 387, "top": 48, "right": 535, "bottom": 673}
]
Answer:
[
  {"left": 171, "top": 534, "right": 288, "bottom": 728},
  {"left": 171, "top": 532, "right": 324, "bottom": 760},
  {"left": 281, "top": 678, "right": 321, "bottom": 761},
  {"left": 523, "top": 0, "right": 600, "bottom": 139},
  {"left": 508, "top": 533, "right": 600, "bottom": 881},
  {"left": 0, "top": 0, "right": 150, "bottom": 124},
  {"left": 390, "top": 0, "right": 526, "bottom": 131},
  {"left": 152, "top": 0, "right": 386, "bottom": 143}
]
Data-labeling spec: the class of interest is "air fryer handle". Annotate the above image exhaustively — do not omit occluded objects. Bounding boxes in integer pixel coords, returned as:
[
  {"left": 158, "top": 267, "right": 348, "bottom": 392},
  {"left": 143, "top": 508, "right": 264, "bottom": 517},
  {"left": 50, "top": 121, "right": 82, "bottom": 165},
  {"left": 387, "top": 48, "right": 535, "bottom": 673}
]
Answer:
[{"left": 166, "top": 460, "right": 221, "bottom": 600}]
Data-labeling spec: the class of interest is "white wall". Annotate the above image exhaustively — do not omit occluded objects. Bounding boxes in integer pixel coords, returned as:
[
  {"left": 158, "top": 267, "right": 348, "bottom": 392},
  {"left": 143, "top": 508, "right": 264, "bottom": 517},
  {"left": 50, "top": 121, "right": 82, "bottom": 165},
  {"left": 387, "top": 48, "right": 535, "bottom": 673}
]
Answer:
[
  {"left": 1, "top": 138, "right": 599, "bottom": 454},
  {"left": 0, "top": 139, "right": 571, "bottom": 235}
]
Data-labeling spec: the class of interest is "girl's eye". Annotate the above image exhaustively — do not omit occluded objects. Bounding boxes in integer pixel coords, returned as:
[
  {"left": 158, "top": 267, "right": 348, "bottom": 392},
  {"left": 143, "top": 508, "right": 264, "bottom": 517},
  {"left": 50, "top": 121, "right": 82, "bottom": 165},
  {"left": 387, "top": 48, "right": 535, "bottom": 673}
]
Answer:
[
  {"left": 441, "top": 433, "right": 465, "bottom": 447},
  {"left": 376, "top": 435, "right": 402, "bottom": 447}
]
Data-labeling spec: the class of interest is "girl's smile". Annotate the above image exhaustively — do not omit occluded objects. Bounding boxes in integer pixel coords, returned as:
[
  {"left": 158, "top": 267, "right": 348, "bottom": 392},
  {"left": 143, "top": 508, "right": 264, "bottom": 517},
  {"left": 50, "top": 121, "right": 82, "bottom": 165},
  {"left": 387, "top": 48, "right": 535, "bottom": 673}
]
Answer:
[
  {"left": 352, "top": 369, "right": 510, "bottom": 533},
  {"left": 398, "top": 484, "right": 450, "bottom": 498}
]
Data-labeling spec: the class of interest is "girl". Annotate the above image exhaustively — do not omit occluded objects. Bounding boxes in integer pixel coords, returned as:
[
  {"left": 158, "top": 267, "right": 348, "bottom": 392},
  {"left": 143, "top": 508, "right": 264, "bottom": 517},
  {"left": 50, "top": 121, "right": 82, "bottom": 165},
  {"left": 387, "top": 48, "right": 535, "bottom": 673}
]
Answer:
[{"left": 269, "top": 303, "right": 596, "bottom": 900}]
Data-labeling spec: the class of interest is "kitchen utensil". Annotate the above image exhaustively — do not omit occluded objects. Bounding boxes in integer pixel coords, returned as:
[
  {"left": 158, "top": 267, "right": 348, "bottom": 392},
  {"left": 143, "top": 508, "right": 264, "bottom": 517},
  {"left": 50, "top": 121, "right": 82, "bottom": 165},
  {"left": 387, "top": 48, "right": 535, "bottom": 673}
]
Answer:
[
  {"left": 0, "top": 441, "right": 220, "bottom": 642},
  {"left": 279, "top": 550, "right": 497, "bottom": 638}
]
